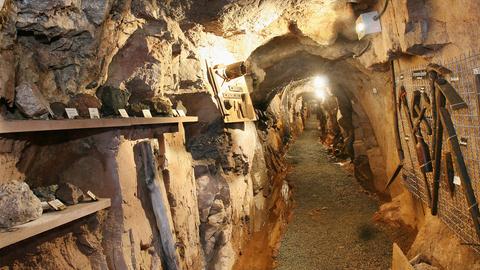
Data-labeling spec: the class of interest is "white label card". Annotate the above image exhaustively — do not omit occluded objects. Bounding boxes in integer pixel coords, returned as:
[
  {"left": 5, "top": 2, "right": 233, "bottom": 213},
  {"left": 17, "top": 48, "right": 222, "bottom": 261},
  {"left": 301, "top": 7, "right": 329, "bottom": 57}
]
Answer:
[
  {"left": 65, "top": 108, "right": 79, "bottom": 119},
  {"left": 142, "top": 109, "right": 153, "bottom": 118},
  {"left": 86, "top": 190, "right": 98, "bottom": 201},
  {"left": 454, "top": 176, "right": 461, "bottom": 186},
  {"left": 474, "top": 68, "right": 480, "bottom": 75},
  {"left": 176, "top": 109, "right": 186, "bottom": 117},
  {"left": 88, "top": 108, "right": 100, "bottom": 119},
  {"left": 118, "top": 109, "right": 129, "bottom": 118},
  {"left": 48, "top": 199, "right": 66, "bottom": 211}
]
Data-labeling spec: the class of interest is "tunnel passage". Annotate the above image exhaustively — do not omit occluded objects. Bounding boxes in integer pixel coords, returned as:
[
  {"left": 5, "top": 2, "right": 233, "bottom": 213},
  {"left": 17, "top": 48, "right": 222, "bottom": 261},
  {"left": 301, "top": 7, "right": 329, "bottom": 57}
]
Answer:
[{"left": 245, "top": 33, "right": 392, "bottom": 193}]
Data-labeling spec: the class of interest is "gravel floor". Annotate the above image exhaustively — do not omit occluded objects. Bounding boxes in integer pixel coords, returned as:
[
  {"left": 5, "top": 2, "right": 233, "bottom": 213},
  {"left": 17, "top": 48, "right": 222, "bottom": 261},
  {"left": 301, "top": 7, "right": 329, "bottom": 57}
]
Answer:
[{"left": 276, "top": 119, "right": 392, "bottom": 270}]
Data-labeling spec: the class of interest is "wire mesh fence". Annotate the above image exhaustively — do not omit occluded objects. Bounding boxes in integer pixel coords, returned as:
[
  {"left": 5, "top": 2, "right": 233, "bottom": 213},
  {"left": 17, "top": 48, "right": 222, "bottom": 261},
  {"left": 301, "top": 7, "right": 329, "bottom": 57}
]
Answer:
[{"left": 395, "top": 52, "right": 480, "bottom": 251}]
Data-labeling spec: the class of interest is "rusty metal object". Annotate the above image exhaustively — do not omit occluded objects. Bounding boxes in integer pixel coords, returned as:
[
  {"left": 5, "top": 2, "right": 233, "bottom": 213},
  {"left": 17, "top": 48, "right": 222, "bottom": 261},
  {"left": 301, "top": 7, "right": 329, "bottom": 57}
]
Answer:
[
  {"left": 431, "top": 85, "right": 446, "bottom": 216},
  {"left": 444, "top": 152, "right": 455, "bottom": 198},
  {"left": 218, "top": 61, "right": 247, "bottom": 81},
  {"left": 435, "top": 78, "right": 468, "bottom": 110},
  {"left": 399, "top": 86, "right": 432, "bottom": 205},
  {"left": 426, "top": 63, "right": 452, "bottom": 76}
]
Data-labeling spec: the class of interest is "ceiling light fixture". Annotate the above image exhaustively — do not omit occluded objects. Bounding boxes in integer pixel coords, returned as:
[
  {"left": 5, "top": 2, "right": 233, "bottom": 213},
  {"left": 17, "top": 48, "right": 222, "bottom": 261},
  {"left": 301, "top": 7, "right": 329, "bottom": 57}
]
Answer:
[{"left": 355, "top": 11, "right": 382, "bottom": 40}]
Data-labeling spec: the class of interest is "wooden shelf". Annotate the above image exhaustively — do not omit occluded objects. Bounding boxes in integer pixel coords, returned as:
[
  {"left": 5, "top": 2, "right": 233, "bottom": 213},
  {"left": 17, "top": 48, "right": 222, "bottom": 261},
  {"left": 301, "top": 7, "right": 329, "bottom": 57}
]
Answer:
[
  {"left": 0, "top": 116, "right": 198, "bottom": 134},
  {"left": 0, "top": 198, "right": 111, "bottom": 249}
]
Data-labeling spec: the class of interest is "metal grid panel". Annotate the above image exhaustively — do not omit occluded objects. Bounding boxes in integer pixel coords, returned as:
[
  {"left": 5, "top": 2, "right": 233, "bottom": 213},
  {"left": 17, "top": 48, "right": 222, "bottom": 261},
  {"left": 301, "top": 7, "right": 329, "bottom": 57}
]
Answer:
[{"left": 396, "top": 52, "right": 480, "bottom": 251}]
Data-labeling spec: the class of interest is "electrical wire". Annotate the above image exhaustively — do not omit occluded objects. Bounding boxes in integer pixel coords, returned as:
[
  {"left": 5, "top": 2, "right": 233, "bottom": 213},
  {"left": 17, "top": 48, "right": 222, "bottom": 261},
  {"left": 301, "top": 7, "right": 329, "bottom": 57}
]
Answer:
[{"left": 373, "top": 0, "right": 389, "bottom": 20}]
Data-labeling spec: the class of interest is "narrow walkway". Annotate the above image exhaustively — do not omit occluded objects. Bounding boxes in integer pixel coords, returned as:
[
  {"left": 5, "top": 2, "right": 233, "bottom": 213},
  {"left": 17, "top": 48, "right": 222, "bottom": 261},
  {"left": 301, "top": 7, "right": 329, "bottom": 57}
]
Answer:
[{"left": 277, "top": 119, "right": 392, "bottom": 270}]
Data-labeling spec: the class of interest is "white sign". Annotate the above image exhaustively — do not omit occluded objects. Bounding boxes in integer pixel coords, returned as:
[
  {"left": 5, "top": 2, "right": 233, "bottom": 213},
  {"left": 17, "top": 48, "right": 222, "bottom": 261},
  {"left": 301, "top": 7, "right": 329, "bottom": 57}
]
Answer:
[
  {"left": 142, "top": 109, "right": 153, "bottom": 118},
  {"left": 48, "top": 199, "right": 66, "bottom": 211},
  {"left": 176, "top": 109, "right": 186, "bottom": 117},
  {"left": 88, "top": 108, "right": 100, "bottom": 119},
  {"left": 473, "top": 68, "right": 480, "bottom": 75},
  {"left": 454, "top": 176, "right": 461, "bottom": 186},
  {"left": 65, "top": 108, "right": 79, "bottom": 119},
  {"left": 118, "top": 109, "right": 129, "bottom": 118}
]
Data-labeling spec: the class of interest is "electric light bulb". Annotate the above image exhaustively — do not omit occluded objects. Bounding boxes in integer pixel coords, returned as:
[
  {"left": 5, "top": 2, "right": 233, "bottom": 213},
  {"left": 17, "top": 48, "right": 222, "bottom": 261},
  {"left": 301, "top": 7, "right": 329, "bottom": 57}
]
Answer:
[
  {"left": 356, "top": 22, "right": 365, "bottom": 33},
  {"left": 314, "top": 75, "right": 328, "bottom": 88}
]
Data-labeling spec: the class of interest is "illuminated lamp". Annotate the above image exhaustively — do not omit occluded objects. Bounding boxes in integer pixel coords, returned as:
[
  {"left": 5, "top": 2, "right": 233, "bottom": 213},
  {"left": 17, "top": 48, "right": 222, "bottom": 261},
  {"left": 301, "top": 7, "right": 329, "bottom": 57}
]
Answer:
[{"left": 355, "top": 11, "right": 382, "bottom": 40}]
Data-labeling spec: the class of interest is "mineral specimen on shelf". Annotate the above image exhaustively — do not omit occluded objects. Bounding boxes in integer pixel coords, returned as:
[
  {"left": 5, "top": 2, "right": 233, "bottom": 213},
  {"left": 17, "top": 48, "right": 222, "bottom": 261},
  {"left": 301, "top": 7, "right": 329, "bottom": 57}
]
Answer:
[
  {"left": 67, "top": 93, "right": 102, "bottom": 118},
  {"left": 33, "top": 184, "right": 59, "bottom": 202},
  {"left": 55, "top": 182, "right": 85, "bottom": 205},
  {"left": 50, "top": 102, "right": 67, "bottom": 119},
  {"left": 128, "top": 102, "right": 150, "bottom": 117},
  {"left": 96, "top": 86, "right": 130, "bottom": 116},
  {"left": 128, "top": 96, "right": 173, "bottom": 117},
  {"left": 0, "top": 180, "right": 43, "bottom": 228},
  {"left": 15, "top": 83, "right": 50, "bottom": 118},
  {"left": 152, "top": 96, "right": 173, "bottom": 116}
]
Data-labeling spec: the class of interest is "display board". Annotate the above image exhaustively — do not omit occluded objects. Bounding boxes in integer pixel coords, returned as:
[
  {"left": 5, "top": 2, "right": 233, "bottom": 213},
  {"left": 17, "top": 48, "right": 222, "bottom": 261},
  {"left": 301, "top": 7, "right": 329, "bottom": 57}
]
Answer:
[
  {"left": 395, "top": 52, "right": 480, "bottom": 251},
  {"left": 206, "top": 62, "right": 257, "bottom": 123}
]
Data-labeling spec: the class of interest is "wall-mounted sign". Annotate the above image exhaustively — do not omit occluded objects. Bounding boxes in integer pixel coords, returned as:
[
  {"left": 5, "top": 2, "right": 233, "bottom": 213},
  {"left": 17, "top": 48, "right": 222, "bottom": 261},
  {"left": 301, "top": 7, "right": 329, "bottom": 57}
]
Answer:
[{"left": 412, "top": 70, "right": 427, "bottom": 80}]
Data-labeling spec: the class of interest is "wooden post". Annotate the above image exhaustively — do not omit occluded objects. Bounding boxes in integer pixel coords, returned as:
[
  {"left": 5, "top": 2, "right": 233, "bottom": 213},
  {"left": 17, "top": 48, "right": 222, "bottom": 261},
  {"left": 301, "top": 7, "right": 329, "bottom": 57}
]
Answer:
[{"left": 136, "top": 140, "right": 181, "bottom": 270}]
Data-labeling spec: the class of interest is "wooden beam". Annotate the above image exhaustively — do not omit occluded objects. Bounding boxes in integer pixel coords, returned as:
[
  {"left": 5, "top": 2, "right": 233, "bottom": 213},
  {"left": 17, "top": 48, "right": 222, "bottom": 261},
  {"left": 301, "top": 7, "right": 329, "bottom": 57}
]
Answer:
[
  {"left": 0, "top": 199, "right": 111, "bottom": 249},
  {"left": 136, "top": 141, "right": 181, "bottom": 270},
  {"left": 0, "top": 116, "right": 198, "bottom": 134}
]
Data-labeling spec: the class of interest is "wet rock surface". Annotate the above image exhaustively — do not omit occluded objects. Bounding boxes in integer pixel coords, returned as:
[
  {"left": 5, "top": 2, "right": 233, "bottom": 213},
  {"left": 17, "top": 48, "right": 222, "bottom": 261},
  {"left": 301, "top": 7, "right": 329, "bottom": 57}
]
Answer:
[{"left": 0, "top": 180, "right": 43, "bottom": 228}]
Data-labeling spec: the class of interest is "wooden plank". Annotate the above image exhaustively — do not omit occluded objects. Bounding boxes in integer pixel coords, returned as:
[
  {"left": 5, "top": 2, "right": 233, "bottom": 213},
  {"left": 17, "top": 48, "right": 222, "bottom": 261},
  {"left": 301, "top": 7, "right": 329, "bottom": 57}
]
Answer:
[
  {"left": 0, "top": 198, "right": 111, "bottom": 249},
  {"left": 136, "top": 141, "right": 181, "bottom": 270},
  {"left": 392, "top": 243, "right": 415, "bottom": 270},
  {"left": 0, "top": 117, "right": 198, "bottom": 134}
]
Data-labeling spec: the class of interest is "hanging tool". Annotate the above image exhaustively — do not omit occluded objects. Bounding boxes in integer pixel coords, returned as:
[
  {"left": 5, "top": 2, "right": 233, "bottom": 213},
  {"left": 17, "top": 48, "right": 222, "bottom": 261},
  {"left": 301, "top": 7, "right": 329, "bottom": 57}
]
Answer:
[
  {"left": 427, "top": 63, "right": 452, "bottom": 76},
  {"left": 435, "top": 78, "right": 468, "bottom": 110},
  {"left": 440, "top": 107, "right": 480, "bottom": 241},
  {"left": 431, "top": 76, "right": 446, "bottom": 216},
  {"left": 399, "top": 86, "right": 433, "bottom": 205},
  {"left": 411, "top": 90, "right": 433, "bottom": 135},
  {"left": 444, "top": 152, "right": 455, "bottom": 198}
]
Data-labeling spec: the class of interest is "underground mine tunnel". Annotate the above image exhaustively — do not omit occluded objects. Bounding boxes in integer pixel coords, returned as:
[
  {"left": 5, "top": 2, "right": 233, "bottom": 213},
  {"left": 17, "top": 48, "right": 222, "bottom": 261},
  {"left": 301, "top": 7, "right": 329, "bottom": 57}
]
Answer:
[{"left": 2, "top": 0, "right": 480, "bottom": 269}]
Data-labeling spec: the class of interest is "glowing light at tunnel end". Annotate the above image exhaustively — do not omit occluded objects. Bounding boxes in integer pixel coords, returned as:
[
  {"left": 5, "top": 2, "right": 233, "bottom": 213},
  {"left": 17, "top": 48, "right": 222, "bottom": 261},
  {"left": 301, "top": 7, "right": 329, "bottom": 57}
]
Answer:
[{"left": 313, "top": 75, "right": 329, "bottom": 101}]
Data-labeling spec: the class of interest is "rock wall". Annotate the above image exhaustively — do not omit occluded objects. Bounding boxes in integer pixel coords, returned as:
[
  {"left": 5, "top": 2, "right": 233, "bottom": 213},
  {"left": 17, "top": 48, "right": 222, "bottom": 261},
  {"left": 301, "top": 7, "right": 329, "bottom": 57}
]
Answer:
[{"left": 1, "top": 0, "right": 480, "bottom": 269}]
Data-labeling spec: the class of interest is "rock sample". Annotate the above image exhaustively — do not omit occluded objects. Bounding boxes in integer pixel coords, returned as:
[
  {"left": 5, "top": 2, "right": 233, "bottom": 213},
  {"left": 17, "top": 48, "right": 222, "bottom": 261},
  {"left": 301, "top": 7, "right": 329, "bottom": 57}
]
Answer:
[
  {"left": 55, "top": 182, "right": 85, "bottom": 205},
  {"left": 128, "top": 96, "right": 173, "bottom": 117},
  {"left": 0, "top": 180, "right": 43, "bottom": 228},
  {"left": 50, "top": 102, "right": 67, "bottom": 119},
  {"left": 67, "top": 93, "right": 102, "bottom": 118},
  {"left": 15, "top": 83, "right": 50, "bottom": 118},
  {"left": 96, "top": 86, "right": 130, "bottom": 116},
  {"left": 33, "top": 185, "right": 59, "bottom": 202}
]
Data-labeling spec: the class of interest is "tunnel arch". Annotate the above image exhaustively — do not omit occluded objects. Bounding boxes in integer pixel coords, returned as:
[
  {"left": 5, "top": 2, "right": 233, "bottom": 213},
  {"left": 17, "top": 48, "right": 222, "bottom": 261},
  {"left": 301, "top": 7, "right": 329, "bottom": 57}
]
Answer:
[{"left": 246, "top": 34, "right": 393, "bottom": 192}]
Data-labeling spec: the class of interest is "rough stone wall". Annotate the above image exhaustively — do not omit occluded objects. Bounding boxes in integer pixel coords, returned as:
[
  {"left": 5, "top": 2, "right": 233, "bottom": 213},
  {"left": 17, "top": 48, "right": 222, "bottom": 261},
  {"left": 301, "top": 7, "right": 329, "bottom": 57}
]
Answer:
[{"left": 1, "top": 0, "right": 479, "bottom": 269}]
